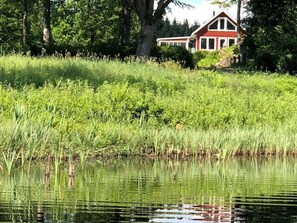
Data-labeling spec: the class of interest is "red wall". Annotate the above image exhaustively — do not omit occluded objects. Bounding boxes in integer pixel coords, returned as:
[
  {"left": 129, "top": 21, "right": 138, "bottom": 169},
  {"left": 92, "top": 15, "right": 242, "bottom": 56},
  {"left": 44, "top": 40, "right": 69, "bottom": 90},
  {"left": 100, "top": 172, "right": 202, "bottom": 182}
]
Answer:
[
  {"left": 194, "top": 12, "right": 239, "bottom": 51},
  {"left": 195, "top": 29, "right": 237, "bottom": 50}
]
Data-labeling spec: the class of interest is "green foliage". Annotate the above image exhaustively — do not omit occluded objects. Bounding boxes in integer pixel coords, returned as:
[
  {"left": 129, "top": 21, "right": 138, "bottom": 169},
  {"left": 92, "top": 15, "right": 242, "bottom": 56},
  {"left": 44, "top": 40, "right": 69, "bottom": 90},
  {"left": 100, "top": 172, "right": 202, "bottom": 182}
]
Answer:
[
  {"left": 0, "top": 0, "right": 22, "bottom": 51},
  {"left": 194, "top": 50, "right": 220, "bottom": 68},
  {"left": 52, "top": 0, "right": 121, "bottom": 52},
  {"left": 0, "top": 0, "right": 124, "bottom": 55},
  {"left": 152, "top": 46, "right": 194, "bottom": 68},
  {"left": 245, "top": 0, "right": 297, "bottom": 74},
  {"left": 1, "top": 55, "right": 297, "bottom": 159},
  {"left": 155, "top": 17, "right": 200, "bottom": 39},
  {"left": 194, "top": 46, "right": 238, "bottom": 68}
]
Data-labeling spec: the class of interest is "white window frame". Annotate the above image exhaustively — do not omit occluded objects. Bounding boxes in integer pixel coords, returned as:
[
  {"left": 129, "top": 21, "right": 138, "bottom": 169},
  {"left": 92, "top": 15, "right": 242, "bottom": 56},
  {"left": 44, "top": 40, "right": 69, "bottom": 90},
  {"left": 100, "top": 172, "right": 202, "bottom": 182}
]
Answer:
[
  {"left": 200, "top": 37, "right": 216, "bottom": 50},
  {"left": 228, "top": 38, "right": 237, "bottom": 47},
  {"left": 219, "top": 37, "right": 237, "bottom": 48},
  {"left": 219, "top": 37, "right": 227, "bottom": 49},
  {"left": 208, "top": 17, "right": 236, "bottom": 31}
]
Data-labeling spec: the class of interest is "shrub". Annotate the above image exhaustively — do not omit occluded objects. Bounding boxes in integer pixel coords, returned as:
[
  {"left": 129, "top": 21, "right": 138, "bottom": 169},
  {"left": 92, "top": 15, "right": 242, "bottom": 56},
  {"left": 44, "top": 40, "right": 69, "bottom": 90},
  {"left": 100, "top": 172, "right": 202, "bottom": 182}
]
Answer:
[
  {"left": 194, "top": 50, "right": 220, "bottom": 68},
  {"left": 193, "top": 51, "right": 209, "bottom": 64},
  {"left": 194, "top": 46, "right": 238, "bottom": 68},
  {"left": 151, "top": 46, "right": 194, "bottom": 69}
]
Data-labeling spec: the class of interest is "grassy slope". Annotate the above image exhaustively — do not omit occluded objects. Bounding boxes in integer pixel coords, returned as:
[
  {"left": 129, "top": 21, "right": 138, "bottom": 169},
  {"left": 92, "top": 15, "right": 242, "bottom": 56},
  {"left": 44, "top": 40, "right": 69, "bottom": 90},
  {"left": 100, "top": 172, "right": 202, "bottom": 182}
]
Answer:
[{"left": 1, "top": 55, "right": 297, "bottom": 161}]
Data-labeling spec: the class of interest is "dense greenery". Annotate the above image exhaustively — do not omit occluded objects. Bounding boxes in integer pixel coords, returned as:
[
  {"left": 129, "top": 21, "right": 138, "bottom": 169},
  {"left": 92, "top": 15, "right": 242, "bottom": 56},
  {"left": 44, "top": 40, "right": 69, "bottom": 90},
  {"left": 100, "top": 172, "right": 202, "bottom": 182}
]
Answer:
[
  {"left": 152, "top": 45, "right": 194, "bottom": 68},
  {"left": 155, "top": 18, "right": 199, "bottom": 39},
  {"left": 0, "top": 0, "right": 295, "bottom": 72},
  {"left": 1, "top": 55, "right": 297, "bottom": 162},
  {"left": 0, "top": 0, "right": 129, "bottom": 55},
  {"left": 244, "top": 0, "right": 297, "bottom": 74},
  {"left": 193, "top": 46, "right": 237, "bottom": 68},
  {"left": 0, "top": 0, "right": 195, "bottom": 57}
]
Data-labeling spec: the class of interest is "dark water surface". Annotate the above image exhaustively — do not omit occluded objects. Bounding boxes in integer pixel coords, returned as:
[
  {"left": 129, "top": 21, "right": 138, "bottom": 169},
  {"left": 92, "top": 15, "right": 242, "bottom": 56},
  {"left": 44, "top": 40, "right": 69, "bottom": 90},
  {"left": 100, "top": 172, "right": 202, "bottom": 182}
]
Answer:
[{"left": 0, "top": 158, "right": 297, "bottom": 223}]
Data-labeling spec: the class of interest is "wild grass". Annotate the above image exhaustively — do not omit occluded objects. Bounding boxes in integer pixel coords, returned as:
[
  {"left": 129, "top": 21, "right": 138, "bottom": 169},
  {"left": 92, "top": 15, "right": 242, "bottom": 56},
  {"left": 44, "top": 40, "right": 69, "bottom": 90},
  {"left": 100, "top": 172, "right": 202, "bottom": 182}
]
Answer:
[{"left": 1, "top": 55, "right": 297, "bottom": 166}]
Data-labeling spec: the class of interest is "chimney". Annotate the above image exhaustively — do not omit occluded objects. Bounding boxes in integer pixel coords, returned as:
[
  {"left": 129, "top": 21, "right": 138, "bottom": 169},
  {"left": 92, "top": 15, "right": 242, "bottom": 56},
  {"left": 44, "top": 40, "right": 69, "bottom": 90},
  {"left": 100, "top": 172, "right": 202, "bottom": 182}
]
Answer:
[{"left": 213, "top": 11, "right": 215, "bottom": 16}]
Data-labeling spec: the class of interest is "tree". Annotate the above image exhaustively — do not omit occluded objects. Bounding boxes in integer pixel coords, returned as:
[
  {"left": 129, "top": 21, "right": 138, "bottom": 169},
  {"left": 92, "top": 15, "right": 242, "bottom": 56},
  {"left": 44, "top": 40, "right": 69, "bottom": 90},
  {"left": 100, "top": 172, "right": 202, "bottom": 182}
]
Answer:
[
  {"left": 245, "top": 0, "right": 297, "bottom": 73},
  {"left": 122, "top": 0, "right": 193, "bottom": 56},
  {"left": 155, "top": 18, "right": 199, "bottom": 39},
  {"left": 22, "top": 0, "right": 29, "bottom": 52},
  {"left": 43, "top": 0, "right": 51, "bottom": 46},
  {"left": 50, "top": 0, "right": 122, "bottom": 54},
  {"left": 120, "top": 0, "right": 131, "bottom": 46},
  {"left": 0, "top": 0, "right": 23, "bottom": 51}
]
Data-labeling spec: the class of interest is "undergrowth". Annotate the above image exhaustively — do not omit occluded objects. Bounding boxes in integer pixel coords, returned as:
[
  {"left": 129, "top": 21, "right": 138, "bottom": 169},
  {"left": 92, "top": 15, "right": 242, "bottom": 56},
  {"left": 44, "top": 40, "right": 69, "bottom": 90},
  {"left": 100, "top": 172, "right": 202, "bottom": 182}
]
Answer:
[{"left": 0, "top": 55, "right": 297, "bottom": 167}]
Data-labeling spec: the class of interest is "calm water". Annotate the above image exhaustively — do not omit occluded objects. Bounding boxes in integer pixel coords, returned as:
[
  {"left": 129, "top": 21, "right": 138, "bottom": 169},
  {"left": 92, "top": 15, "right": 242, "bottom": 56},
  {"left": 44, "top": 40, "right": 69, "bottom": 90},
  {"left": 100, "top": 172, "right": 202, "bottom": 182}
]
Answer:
[{"left": 0, "top": 158, "right": 297, "bottom": 223}]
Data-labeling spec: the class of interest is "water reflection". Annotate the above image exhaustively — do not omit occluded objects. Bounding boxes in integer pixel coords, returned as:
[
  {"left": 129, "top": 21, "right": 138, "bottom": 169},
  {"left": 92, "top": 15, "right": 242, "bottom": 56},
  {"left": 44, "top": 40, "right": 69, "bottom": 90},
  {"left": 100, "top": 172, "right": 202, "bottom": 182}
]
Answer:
[
  {"left": 150, "top": 203, "right": 235, "bottom": 223},
  {"left": 0, "top": 158, "right": 296, "bottom": 222}
]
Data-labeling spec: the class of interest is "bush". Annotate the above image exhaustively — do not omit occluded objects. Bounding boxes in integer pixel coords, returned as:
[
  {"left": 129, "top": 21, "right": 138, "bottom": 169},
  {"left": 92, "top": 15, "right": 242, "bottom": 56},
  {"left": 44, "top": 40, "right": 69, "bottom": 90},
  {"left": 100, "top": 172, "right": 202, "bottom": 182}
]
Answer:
[
  {"left": 194, "top": 50, "right": 220, "bottom": 68},
  {"left": 151, "top": 46, "right": 194, "bottom": 69},
  {"left": 193, "top": 46, "right": 238, "bottom": 68},
  {"left": 193, "top": 51, "right": 209, "bottom": 64}
]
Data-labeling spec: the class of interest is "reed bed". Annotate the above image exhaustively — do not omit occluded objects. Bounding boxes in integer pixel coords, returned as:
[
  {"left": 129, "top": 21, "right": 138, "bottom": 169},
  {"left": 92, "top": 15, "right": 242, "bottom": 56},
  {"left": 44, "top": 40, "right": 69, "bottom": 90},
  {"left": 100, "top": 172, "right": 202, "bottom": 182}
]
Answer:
[{"left": 1, "top": 55, "right": 297, "bottom": 167}]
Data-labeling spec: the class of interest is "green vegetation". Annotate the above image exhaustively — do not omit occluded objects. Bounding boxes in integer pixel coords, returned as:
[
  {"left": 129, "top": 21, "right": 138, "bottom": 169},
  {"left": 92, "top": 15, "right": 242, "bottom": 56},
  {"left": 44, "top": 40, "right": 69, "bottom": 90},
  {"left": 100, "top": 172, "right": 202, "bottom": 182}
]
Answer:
[
  {"left": 245, "top": 0, "right": 297, "bottom": 74},
  {"left": 194, "top": 50, "right": 220, "bottom": 68},
  {"left": 1, "top": 55, "right": 297, "bottom": 166},
  {"left": 152, "top": 45, "right": 194, "bottom": 68},
  {"left": 194, "top": 46, "right": 237, "bottom": 68}
]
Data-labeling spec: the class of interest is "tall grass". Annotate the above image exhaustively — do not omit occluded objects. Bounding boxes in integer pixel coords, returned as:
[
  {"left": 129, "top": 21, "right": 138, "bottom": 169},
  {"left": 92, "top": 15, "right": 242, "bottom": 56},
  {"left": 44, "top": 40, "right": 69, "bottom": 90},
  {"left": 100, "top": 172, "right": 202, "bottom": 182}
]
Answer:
[{"left": 1, "top": 55, "right": 297, "bottom": 165}]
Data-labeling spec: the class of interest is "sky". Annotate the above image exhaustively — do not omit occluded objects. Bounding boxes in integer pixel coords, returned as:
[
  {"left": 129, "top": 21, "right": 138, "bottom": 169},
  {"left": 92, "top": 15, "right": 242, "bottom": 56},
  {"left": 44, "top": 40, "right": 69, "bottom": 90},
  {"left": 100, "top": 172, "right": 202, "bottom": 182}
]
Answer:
[{"left": 165, "top": 0, "right": 238, "bottom": 25}]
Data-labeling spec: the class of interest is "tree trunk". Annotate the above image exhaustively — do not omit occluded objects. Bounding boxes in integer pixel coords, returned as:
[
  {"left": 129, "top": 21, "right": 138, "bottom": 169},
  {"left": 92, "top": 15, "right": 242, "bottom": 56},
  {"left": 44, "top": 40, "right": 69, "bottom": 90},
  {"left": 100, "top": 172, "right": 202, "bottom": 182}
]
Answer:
[
  {"left": 136, "top": 23, "right": 154, "bottom": 56},
  {"left": 22, "top": 0, "right": 29, "bottom": 52},
  {"left": 43, "top": 0, "right": 51, "bottom": 46},
  {"left": 120, "top": 0, "right": 131, "bottom": 46},
  {"left": 88, "top": 0, "right": 95, "bottom": 47},
  {"left": 236, "top": 0, "right": 241, "bottom": 42},
  {"left": 125, "top": 0, "right": 172, "bottom": 56}
]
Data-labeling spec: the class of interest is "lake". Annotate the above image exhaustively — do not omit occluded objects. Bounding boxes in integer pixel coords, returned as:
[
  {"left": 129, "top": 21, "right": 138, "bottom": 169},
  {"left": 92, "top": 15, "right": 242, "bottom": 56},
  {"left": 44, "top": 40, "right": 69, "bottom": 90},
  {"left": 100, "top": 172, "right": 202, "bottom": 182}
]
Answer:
[{"left": 0, "top": 158, "right": 297, "bottom": 223}]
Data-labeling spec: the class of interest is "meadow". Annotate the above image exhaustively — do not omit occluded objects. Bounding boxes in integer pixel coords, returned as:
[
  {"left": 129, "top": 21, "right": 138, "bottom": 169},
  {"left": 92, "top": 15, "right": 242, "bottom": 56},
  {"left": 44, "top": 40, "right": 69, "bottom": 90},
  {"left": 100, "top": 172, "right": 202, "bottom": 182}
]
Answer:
[{"left": 1, "top": 55, "right": 297, "bottom": 168}]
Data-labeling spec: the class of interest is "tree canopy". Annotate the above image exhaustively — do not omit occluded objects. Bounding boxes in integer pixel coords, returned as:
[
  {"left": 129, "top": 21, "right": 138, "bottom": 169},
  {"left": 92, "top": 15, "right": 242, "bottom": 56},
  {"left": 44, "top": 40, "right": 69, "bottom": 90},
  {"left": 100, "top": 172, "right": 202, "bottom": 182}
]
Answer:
[
  {"left": 244, "top": 0, "right": 297, "bottom": 73},
  {"left": 0, "top": 0, "right": 296, "bottom": 73}
]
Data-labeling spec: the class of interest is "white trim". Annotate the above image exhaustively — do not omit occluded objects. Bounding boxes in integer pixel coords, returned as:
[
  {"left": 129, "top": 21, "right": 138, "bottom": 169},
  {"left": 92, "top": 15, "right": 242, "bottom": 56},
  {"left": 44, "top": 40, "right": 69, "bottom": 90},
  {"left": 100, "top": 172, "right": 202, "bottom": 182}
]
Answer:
[
  {"left": 200, "top": 37, "right": 216, "bottom": 50},
  {"left": 208, "top": 17, "right": 236, "bottom": 31},
  {"left": 228, "top": 38, "right": 237, "bottom": 46},
  {"left": 156, "top": 36, "right": 192, "bottom": 45},
  {"left": 218, "top": 37, "right": 237, "bottom": 49},
  {"left": 157, "top": 36, "right": 191, "bottom": 41},
  {"left": 219, "top": 37, "right": 227, "bottom": 49},
  {"left": 190, "top": 9, "right": 239, "bottom": 37},
  {"left": 157, "top": 36, "right": 193, "bottom": 50}
]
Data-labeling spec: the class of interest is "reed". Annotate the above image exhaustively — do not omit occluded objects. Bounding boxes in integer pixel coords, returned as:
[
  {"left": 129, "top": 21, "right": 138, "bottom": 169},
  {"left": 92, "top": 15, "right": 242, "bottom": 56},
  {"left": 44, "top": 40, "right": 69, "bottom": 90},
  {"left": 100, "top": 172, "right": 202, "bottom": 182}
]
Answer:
[
  {"left": 2, "top": 151, "right": 17, "bottom": 174},
  {"left": 0, "top": 55, "right": 297, "bottom": 161}
]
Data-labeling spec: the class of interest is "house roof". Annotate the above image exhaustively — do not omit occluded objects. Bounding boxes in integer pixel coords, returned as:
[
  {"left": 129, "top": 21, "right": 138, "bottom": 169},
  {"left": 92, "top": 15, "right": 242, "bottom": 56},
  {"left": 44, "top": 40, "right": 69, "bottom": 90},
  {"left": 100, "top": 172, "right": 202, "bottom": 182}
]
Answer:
[{"left": 190, "top": 9, "right": 239, "bottom": 37}]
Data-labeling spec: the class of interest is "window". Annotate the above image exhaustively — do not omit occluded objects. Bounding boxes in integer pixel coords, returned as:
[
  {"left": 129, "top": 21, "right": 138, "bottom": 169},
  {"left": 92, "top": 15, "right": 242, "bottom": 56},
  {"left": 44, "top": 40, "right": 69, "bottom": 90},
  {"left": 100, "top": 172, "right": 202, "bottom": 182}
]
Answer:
[
  {"left": 209, "top": 39, "right": 215, "bottom": 50},
  {"left": 220, "top": 19, "right": 225, "bottom": 30},
  {"left": 209, "top": 20, "right": 218, "bottom": 30},
  {"left": 209, "top": 17, "right": 236, "bottom": 31},
  {"left": 200, "top": 37, "right": 216, "bottom": 50},
  {"left": 227, "top": 20, "right": 236, "bottom": 30},
  {"left": 201, "top": 38, "right": 207, "bottom": 49},
  {"left": 220, "top": 39, "right": 227, "bottom": 48},
  {"left": 229, "top": 38, "right": 235, "bottom": 46}
]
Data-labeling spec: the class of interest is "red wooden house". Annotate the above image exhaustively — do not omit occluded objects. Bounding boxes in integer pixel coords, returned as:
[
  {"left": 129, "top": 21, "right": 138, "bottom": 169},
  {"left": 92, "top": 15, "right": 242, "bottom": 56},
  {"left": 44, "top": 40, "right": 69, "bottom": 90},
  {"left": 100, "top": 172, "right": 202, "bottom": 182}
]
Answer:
[{"left": 157, "top": 10, "right": 244, "bottom": 52}]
